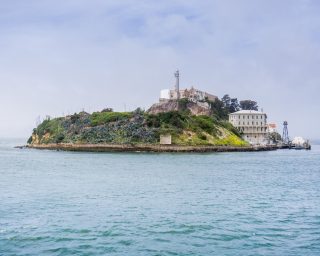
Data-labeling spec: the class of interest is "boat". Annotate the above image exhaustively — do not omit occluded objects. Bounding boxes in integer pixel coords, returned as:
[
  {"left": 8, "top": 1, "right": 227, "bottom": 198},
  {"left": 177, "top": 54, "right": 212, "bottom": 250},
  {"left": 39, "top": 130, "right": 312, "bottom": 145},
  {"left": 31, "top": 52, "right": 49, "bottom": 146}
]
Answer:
[{"left": 290, "top": 137, "right": 311, "bottom": 150}]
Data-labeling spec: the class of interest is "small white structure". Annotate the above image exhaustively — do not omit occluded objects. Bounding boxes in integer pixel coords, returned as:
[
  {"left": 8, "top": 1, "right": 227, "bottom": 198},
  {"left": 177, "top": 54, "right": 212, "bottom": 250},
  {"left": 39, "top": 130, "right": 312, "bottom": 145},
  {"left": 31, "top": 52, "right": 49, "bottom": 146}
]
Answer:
[
  {"left": 229, "top": 110, "right": 268, "bottom": 145},
  {"left": 160, "top": 89, "right": 171, "bottom": 100},
  {"left": 292, "top": 137, "right": 306, "bottom": 146},
  {"left": 267, "top": 123, "right": 277, "bottom": 133},
  {"left": 160, "top": 135, "right": 172, "bottom": 145}
]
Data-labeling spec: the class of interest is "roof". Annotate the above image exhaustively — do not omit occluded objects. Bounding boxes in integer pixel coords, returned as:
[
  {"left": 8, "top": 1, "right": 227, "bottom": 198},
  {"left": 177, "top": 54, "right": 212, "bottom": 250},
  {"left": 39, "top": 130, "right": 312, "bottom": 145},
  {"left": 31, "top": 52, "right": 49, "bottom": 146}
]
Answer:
[{"left": 229, "top": 110, "right": 266, "bottom": 115}]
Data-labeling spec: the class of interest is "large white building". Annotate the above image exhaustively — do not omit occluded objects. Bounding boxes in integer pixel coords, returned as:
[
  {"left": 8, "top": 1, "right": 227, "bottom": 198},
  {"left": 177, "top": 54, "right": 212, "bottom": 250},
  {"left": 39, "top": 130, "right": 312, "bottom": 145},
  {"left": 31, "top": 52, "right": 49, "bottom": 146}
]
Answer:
[
  {"left": 160, "top": 87, "right": 217, "bottom": 103},
  {"left": 229, "top": 110, "right": 268, "bottom": 145},
  {"left": 160, "top": 70, "right": 217, "bottom": 105}
]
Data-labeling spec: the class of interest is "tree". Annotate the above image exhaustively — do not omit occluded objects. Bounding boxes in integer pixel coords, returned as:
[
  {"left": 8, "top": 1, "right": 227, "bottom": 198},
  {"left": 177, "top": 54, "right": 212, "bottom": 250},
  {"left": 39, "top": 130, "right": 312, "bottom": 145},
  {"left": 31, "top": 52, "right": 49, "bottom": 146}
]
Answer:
[
  {"left": 240, "top": 100, "right": 258, "bottom": 111},
  {"left": 221, "top": 94, "right": 231, "bottom": 109},
  {"left": 209, "top": 98, "right": 229, "bottom": 120},
  {"left": 221, "top": 94, "right": 240, "bottom": 113},
  {"left": 230, "top": 98, "right": 240, "bottom": 113},
  {"left": 268, "top": 132, "right": 282, "bottom": 144}
]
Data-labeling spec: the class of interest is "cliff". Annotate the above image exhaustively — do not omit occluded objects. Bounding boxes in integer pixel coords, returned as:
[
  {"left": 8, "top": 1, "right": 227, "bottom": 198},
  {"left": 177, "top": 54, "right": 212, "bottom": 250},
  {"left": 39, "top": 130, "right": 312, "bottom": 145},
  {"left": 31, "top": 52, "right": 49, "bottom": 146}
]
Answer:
[
  {"left": 148, "top": 100, "right": 211, "bottom": 116},
  {"left": 28, "top": 109, "right": 247, "bottom": 147}
]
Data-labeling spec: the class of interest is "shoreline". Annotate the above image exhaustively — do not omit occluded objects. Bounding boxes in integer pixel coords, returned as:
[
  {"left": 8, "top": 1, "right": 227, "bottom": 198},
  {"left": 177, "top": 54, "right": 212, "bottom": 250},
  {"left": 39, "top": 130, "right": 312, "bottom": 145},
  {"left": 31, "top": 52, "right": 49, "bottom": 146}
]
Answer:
[{"left": 24, "top": 143, "right": 278, "bottom": 153}]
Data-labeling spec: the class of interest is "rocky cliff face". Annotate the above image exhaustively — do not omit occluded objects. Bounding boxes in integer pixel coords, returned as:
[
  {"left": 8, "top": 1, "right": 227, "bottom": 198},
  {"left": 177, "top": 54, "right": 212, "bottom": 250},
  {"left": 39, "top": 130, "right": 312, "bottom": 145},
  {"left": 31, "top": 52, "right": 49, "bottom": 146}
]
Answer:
[{"left": 147, "top": 100, "right": 211, "bottom": 116}]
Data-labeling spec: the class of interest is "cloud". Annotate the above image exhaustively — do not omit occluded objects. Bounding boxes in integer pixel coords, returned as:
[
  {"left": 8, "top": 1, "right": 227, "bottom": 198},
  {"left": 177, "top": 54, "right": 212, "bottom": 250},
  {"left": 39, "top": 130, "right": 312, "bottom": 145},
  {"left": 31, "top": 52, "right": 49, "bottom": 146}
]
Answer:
[{"left": 0, "top": 0, "right": 319, "bottom": 139}]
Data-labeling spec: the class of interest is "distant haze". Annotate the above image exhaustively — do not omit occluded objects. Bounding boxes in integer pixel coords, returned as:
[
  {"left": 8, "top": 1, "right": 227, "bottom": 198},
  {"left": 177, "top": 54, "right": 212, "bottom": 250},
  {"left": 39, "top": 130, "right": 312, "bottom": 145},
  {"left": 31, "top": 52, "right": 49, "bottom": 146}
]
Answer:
[{"left": 0, "top": 0, "right": 319, "bottom": 139}]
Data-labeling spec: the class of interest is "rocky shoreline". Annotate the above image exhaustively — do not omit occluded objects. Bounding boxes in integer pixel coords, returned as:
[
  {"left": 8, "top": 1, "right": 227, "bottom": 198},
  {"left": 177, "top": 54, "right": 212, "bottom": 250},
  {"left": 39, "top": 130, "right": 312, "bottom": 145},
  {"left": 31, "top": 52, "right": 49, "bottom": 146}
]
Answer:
[{"left": 24, "top": 143, "right": 278, "bottom": 153}]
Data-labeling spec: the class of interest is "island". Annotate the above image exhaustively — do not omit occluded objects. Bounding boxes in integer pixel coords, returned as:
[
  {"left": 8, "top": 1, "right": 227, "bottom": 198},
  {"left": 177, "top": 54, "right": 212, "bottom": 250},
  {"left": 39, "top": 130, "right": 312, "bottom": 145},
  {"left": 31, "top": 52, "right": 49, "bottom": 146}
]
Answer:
[
  {"left": 26, "top": 71, "right": 279, "bottom": 153},
  {"left": 27, "top": 106, "right": 277, "bottom": 153}
]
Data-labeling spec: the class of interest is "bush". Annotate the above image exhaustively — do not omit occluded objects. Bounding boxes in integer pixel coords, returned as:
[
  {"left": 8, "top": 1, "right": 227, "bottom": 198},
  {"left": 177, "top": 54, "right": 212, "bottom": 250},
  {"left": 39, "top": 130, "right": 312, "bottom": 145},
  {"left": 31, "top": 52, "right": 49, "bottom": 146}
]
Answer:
[
  {"left": 91, "top": 112, "right": 132, "bottom": 126},
  {"left": 55, "top": 134, "right": 65, "bottom": 143},
  {"left": 199, "top": 133, "right": 207, "bottom": 140},
  {"left": 27, "top": 136, "right": 33, "bottom": 144},
  {"left": 191, "top": 115, "right": 217, "bottom": 135}
]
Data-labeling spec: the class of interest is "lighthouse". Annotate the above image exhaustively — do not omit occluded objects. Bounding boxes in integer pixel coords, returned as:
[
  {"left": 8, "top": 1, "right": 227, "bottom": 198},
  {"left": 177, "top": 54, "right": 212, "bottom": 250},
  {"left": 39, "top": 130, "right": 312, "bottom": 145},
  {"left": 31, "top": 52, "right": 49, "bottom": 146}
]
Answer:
[{"left": 174, "top": 70, "right": 180, "bottom": 100}]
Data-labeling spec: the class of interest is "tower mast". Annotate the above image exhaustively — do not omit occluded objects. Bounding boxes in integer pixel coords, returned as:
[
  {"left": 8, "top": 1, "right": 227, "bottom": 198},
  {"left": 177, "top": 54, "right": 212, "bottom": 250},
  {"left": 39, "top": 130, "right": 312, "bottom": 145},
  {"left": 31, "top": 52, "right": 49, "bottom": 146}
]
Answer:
[
  {"left": 174, "top": 70, "right": 180, "bottom": 100},
  {"left": 282, "top": 121, "right": 289, "bottom": 145}
]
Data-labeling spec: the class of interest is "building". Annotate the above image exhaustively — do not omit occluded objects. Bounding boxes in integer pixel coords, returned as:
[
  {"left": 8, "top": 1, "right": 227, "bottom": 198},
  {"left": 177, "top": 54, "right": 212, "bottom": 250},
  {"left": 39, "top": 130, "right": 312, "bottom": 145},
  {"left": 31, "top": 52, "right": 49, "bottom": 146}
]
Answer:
[
  {"left": 267, "top": 123, "right": 277, "bottom": 133},
  {"left": 229, "top": 110, "right": 268, "bottom": 145},
  {"left": 160, "top": 87, "right": 217, "bottom": 103},
  {"left": 160, "top": 71, "right": 217, "bottom": 104}
]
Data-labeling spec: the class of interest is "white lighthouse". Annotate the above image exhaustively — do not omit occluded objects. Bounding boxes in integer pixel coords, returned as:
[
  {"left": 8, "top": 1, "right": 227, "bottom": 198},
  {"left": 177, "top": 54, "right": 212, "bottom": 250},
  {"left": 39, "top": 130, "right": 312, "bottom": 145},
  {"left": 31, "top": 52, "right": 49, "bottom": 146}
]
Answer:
[{"left": 174, "top": 69, "right": 180, "bottom": 100}]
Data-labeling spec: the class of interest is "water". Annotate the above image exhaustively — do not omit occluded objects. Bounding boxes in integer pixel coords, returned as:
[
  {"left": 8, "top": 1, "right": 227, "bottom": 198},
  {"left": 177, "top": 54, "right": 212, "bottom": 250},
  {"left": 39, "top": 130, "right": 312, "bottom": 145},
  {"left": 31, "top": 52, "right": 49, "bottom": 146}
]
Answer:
[{"left": 1, "top": 139, "right": 320, "bottom": 256}]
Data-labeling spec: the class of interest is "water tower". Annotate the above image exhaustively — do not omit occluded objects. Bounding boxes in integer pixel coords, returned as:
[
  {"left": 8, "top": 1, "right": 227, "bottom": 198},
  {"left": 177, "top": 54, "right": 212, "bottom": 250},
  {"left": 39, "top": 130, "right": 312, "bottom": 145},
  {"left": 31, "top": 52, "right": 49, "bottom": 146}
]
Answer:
[{"left": 282, "top": 121, "right": 289, "bottom": 145}]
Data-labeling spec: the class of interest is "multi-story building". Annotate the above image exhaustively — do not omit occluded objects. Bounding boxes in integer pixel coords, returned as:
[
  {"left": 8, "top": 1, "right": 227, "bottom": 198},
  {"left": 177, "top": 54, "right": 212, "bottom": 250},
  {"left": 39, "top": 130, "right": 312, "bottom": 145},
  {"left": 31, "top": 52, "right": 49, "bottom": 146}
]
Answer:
[
  {"left": 160, "top": 87, "right": 217, "bottom": 103},
  {"left": 229, "top": 110, "right": 268, "bottom": 145}
]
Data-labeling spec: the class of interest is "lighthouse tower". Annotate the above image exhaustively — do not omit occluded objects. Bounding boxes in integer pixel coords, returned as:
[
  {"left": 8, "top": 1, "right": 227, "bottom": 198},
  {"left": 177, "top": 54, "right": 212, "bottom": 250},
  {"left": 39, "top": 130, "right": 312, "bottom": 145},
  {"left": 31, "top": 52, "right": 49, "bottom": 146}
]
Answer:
[{"left": 174, "top": 70, "right": 180, "bottom": 100}]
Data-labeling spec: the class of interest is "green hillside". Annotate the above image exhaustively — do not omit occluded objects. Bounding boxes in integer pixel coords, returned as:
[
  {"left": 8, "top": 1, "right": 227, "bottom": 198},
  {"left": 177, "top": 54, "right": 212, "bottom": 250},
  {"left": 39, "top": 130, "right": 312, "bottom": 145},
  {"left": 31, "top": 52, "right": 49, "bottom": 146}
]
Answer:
[{"left": 28, "top": 109, "right": 247, "bottom": 147}]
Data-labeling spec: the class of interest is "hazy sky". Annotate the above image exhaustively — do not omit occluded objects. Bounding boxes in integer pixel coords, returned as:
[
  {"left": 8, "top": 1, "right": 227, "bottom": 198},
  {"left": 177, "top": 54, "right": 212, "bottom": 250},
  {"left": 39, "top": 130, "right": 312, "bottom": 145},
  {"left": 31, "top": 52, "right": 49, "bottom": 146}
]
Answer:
[{"left": 0, "top": 0, "right": 319, "bottom": 139}]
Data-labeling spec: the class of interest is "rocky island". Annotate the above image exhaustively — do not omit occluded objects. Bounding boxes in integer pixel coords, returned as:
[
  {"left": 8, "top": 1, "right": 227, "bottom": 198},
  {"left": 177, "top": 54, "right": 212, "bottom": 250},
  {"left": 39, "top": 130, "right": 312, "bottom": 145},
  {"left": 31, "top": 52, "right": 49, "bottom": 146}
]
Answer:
[{"left": 26, "top": 71, "right": 279, "bottom": 152}]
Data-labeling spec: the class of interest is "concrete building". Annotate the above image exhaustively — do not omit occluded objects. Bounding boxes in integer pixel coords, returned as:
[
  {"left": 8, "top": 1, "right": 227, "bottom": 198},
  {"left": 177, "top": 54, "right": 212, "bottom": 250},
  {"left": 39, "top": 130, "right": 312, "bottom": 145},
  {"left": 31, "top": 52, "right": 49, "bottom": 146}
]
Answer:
[
  {"left": 160, "top": 86, "right": 217, "bottom": 103},
  {"left": 160, "top": 70, "right": 217, "bottom": 105},
  {"left": 267, "top": 123, "right": 277, "bottom": 133},
  {"left": 229, "top": 110, "right": 268, "bottom": 145}
]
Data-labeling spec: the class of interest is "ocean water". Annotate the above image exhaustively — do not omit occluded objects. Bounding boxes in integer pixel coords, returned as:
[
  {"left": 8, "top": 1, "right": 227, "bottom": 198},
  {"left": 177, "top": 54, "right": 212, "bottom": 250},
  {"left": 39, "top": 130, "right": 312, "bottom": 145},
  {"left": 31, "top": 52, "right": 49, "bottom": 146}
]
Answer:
[{"left": 0, "top": 139, "right": 320, "bottom": 256}]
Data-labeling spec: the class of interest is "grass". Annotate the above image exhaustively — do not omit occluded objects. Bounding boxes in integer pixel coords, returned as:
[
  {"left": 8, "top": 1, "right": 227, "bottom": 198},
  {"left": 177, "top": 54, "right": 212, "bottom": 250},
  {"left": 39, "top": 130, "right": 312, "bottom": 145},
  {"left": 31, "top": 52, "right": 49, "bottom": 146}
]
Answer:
[{"left": 91, "top": 112, "right": 132, "bottom": 126}]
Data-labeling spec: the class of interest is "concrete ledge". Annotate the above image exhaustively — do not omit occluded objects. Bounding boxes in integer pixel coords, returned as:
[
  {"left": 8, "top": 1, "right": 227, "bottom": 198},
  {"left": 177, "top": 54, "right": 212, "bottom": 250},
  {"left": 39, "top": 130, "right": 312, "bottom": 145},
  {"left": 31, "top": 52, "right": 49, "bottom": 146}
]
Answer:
[{"left": 26, "top": 143, "right": 278, "bottom": 153}]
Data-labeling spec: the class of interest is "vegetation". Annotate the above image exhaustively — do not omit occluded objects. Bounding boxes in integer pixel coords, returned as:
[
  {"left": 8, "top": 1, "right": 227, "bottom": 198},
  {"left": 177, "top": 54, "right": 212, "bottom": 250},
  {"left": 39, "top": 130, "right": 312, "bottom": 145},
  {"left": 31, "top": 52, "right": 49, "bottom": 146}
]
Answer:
[
  {"left": 239, "top": 100, "right": 259, "bottom": 111},
  {"left": 29, "top": 109, "right": 247, "bottom": 147},
  {"left": 268, "top": 132, "right": 282, "bottom": 144},
  {"left": 208, "top": 95, "right": 260, "bottom": 120},
  {"left": 91, "top": 111, "right": 132, "bottom": 126}
]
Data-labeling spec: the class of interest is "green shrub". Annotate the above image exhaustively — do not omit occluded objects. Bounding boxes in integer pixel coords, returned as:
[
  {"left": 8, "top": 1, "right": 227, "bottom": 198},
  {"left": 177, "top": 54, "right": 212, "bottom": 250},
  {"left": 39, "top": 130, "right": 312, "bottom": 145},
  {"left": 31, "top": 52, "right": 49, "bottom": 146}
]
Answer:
[
  {"left": 55, "top": 134, "right": 65, "bottom": 143},
  {"left": 91, "top": 112, "right": 132, "bottom": 126},
  {"left": 191, "top": 115, "right": 217, "bottom": 135},
  {"left": 27, "top": 136, "right": 33, "bottom": 144},
  {"left": 36, "top": 118, "right": 63, "bottom": 138},
  {"left": 199, "top": 133, "right": 207, "bottom": 140}
]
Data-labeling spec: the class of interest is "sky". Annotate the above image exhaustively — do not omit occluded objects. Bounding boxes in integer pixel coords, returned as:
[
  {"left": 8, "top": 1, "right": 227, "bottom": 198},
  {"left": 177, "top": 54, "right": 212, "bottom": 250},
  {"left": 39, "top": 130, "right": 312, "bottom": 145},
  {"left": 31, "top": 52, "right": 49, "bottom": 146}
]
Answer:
[{"left": 0, "top": 0, "right": 319, "bottom": 139}]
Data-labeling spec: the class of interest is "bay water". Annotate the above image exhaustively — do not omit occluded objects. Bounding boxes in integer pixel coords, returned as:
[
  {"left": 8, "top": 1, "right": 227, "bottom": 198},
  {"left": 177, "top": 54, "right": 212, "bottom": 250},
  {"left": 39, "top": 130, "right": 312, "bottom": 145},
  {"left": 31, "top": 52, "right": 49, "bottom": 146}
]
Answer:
[{"left": 1, "top": 139, "right": 320, "bottom": 255}]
